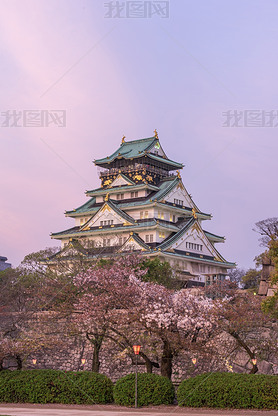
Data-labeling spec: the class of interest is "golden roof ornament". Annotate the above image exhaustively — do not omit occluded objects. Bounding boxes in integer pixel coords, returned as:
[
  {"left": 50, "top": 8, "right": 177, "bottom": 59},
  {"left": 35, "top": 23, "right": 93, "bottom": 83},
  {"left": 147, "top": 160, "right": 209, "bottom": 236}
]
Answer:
[
  {"left": 154, "top": 129, "right": 158, "bottom": 139},
  {"left": 176, "top": 170, "right": 181, "bottom": 179},
  {"left": 105, "top": 193, "right": 109, "bottom": 202},
  {"left": 121, "top": 135, "right": 126, "bottom": 144},
  {"left": 192, "top": 207, "right": 197, "bottom": 219}
]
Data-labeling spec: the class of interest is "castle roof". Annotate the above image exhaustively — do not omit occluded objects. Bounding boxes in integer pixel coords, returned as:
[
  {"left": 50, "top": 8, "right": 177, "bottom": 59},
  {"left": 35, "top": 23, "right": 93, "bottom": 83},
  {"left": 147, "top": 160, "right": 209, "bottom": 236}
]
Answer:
[
  {"left": 66, "top": 176, "right": 211, "bottom": 220},
  {"left": 94, "top": 136, "right": 183, "bottom": 170}
]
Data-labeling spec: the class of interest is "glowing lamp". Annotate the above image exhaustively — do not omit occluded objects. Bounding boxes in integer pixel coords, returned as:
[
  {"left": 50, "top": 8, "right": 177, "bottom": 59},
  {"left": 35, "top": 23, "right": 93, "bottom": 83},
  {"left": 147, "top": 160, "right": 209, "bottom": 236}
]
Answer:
[
  {"left": 252, "top": 358, "right": 257, "bottom": 365},
  {"left": 192, "top": 358, "right": 197, "bottom": 365},
  {"left": 133, "top": 345, "right": 141, "bottom": 355},
  {"left": 32, "top": 359, "right": 37, "bottom": 365},
  {"left": 81, "top": 359, "right": 86, "bottom": 365}
]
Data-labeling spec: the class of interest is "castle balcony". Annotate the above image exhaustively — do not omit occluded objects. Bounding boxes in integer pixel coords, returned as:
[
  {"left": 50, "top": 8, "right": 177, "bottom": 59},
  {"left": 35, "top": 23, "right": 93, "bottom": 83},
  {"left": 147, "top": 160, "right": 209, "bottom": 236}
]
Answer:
[{"left": 98, "top": 164, "right": 176, "bottom": 179}]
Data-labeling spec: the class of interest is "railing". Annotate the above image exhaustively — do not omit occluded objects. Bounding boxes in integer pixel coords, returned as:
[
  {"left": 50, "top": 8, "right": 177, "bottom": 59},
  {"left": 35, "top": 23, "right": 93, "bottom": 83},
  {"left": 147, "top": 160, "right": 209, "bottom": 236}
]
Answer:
[{"left": 98, "top": 164, "right": 176, "bottom": 178}]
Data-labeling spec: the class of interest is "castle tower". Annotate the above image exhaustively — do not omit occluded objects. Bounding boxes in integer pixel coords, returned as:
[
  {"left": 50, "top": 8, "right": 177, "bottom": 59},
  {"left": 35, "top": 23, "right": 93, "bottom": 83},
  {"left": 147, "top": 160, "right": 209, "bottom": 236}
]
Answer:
[{"left": 50, "top": 133, "right": 235, "bottom": 286}]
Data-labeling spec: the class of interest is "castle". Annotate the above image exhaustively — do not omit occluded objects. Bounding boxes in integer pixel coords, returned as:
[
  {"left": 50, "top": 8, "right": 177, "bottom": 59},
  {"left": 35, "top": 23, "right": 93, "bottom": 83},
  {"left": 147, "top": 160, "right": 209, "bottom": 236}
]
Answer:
[{"left": 50, "top": 132, "right": 235, "bottom": 286}]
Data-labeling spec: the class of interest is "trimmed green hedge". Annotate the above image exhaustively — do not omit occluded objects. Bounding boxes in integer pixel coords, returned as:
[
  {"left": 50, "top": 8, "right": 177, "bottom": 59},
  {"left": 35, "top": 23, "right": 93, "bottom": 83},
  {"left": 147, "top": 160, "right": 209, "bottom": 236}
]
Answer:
[
  {"left": 0, "top": 370, "right": 113, "bottom": 404},
  {"left": 177, "top": 372, "right": 278, "bottom": 409},
  {"left": 113, "top": 373, "right": 175, "bottom": 407}
]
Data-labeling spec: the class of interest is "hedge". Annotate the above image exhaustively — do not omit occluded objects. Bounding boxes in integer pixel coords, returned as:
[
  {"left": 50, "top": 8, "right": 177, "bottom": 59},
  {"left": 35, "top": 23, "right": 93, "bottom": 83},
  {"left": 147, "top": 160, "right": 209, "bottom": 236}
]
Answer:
[
  {"left": 113, "top": 373, "right": 175, "bottom": 407},
  {"left": 0, "top": 370, "right": 113, "bottom": 404},
  {"left": 177, "top": 372, "right": 278, "bottom": 409}
]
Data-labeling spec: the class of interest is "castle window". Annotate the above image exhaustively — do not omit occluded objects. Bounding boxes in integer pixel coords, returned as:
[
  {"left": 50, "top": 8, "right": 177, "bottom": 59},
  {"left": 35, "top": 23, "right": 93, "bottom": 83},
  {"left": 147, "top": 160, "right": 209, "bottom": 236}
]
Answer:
[
  {"left": 144, "top": 211, "right": 149, "bottom": 218},
  {"left": 159, "top": 232, "right": 165, "bottom": 238},
  {"left": 200, "top": 264, "right": 206, "bottom": 273},
  {"left": 140, "top": 211, "right": 144, "bottom": 219},
  {"left": 174, "top": 198, "right": 183, "bottom": 205},
  {"left": 145, "top": 234, "right": 153, "bottom": 243},
  {"left": 119, "top": 237, "right": 123, "bottom": 245},
  {"left": 103, "top": 238, "right": 110, "bottom": 247},
  {"left": 158, "top": 211, "right": 164, "bottom": 219},
  {"left": 102, "top": 220, "right": 113, "bottom": 226},
  {"left": 117, "top": 193, "right": 124, "bottom": 200},
  {"left": 186, "top": 242, "right": 203, "bottom": 251},
  {"left": 131, "top": 191, "right": 138, "bottom": 198}
]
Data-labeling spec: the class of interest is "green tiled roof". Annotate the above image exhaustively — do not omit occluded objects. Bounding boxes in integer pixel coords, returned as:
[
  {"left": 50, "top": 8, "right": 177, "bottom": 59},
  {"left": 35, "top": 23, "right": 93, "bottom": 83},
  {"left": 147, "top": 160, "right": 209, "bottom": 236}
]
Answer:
[
  {"left": 52, "top": 219, "right": 159, "bottom": 238},
  {"left": 83, "top": 198, "right": 136, "bottom": 227},
  {"left": 152, "top": 177, "right": 179, "bottom": 201},
  {"left": 51, "top": 217, "right": 179, "bottom": 239},
  {"left": 122, "top": 232, "right": 150, "bottom": 251},
  {"left": 86, "top": 183, "right": 159, "bottom": 197},
  {"left": 204, "top": 230, "right": 225, "bottom": 242},
  {"left": 66, "top": 197, "right": 96, "bottom": 215},
  {"left": 94, "top": 136, "right": 183, "bottom": 169},
  {"left": 160, "top": 249, "right": 236, "bottom": 268},
  {"left": 66, "top": 176, "right": 211, "bottom": 219},
  {"left": 158, "top": 218, "right": 195, "bottom": 250},
  {"left": 146, "top": 153, "right": 183, "bottom": 168},
  {"left": 158, "top": 218, "right": 229, "bottom": 264}
]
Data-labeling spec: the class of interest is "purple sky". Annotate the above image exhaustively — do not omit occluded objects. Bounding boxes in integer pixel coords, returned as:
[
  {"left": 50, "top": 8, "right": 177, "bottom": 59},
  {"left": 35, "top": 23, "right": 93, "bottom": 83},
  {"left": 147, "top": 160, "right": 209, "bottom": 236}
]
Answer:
[{"left": 1, "top": 0, "right": 277, "bottom": 269}]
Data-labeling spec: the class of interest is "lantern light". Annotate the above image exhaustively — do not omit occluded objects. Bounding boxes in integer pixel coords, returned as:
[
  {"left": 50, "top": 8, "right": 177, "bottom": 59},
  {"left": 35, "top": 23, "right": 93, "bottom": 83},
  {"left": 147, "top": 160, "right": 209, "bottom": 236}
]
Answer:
[
  {"left": 252, "top": 358, "right": 257, "bottom": 365},
  {"left": 133, "top": 345, "right": 141, "bottom": 355},
  {"left": 192, "top": 358, "right": 197, "bottom": 365},
  {"left": 32, "top": 359, "right": 37, "bottom": 365},
  {"left": 81, "top": 359, "right": 86, "bottom": 365},
  {"left": 133, "top": 345, "right": 141, "bottom": 408}
]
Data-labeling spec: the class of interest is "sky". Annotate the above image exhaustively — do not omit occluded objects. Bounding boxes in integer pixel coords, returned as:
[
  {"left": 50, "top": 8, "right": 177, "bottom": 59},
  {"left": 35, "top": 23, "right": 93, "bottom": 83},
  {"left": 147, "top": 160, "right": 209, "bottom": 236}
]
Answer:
[{"left": 0, "top": 0, "right": 277, "bottom": 269}]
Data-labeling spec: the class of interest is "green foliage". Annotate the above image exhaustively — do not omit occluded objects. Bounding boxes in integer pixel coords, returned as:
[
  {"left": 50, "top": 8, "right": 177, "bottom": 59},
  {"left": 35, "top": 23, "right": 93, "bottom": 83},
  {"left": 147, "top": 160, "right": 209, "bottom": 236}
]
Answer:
[
  {"left": 113, "top": 373, "right": 175, "bottom": 406},
  {"left": 269, "top": 240, "right": 278, "bottom": 284},
  {"left": 177, "top": 373, "right": 278, "bottom": 409},
  {"left": 0, "top": 370, "right": 113, "bottom": 404},
  {"left": 262, "top": 294, "right": 278, "bottom": 318},
  {"left": 241, "top": 268, "right": 261, "bottom": 291},
  {"left": 141, "top": 257, "right": 182, "bottom": 289}
]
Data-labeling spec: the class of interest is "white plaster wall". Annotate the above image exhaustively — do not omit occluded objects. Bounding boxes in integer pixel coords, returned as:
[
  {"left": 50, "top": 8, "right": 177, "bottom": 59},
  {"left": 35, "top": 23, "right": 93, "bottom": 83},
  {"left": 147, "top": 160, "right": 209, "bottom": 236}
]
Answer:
[
  {"left": 127, "top": 208, "right": 154, "bottom": 220},
  {"left": 165, "top": 185, "right": 193, "bottom": 208}
]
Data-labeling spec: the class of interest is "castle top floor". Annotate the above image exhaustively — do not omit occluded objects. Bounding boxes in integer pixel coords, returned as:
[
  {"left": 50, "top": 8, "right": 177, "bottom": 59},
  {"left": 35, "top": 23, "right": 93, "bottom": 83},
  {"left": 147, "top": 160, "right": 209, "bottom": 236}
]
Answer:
[{"left": 94, "top": 133, "right": 184, "bottom": 187}]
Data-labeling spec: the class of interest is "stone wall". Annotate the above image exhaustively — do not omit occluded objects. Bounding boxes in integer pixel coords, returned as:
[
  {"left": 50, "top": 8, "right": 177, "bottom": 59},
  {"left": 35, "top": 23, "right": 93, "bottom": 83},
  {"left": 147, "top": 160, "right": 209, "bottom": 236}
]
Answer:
[{"left": 1, "top": 312, "right": 278, "bottom": 383}]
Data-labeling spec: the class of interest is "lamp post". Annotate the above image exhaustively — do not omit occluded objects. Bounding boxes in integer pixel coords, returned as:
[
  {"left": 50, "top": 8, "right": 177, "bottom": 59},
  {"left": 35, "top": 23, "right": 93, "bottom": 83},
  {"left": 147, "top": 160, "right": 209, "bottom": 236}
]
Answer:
[{"left": 133, "top": 345, "right": 141, "bottom": 408}]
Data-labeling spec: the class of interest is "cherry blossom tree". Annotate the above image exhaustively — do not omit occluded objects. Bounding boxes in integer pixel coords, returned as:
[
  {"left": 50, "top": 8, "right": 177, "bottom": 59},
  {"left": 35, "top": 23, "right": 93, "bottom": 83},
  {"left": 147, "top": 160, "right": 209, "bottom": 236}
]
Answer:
[
  {"left": 71, "top": 254, "right": 214, "bottom": 378},
  {"left": 211, "top": 284, "right": 278, "bottom": 373},
  {"left": 72, "top": 254, "right": 147, "bottom": 372},
  {"left": 131, "top": 280, "right": 214, "bottom": 378}
]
